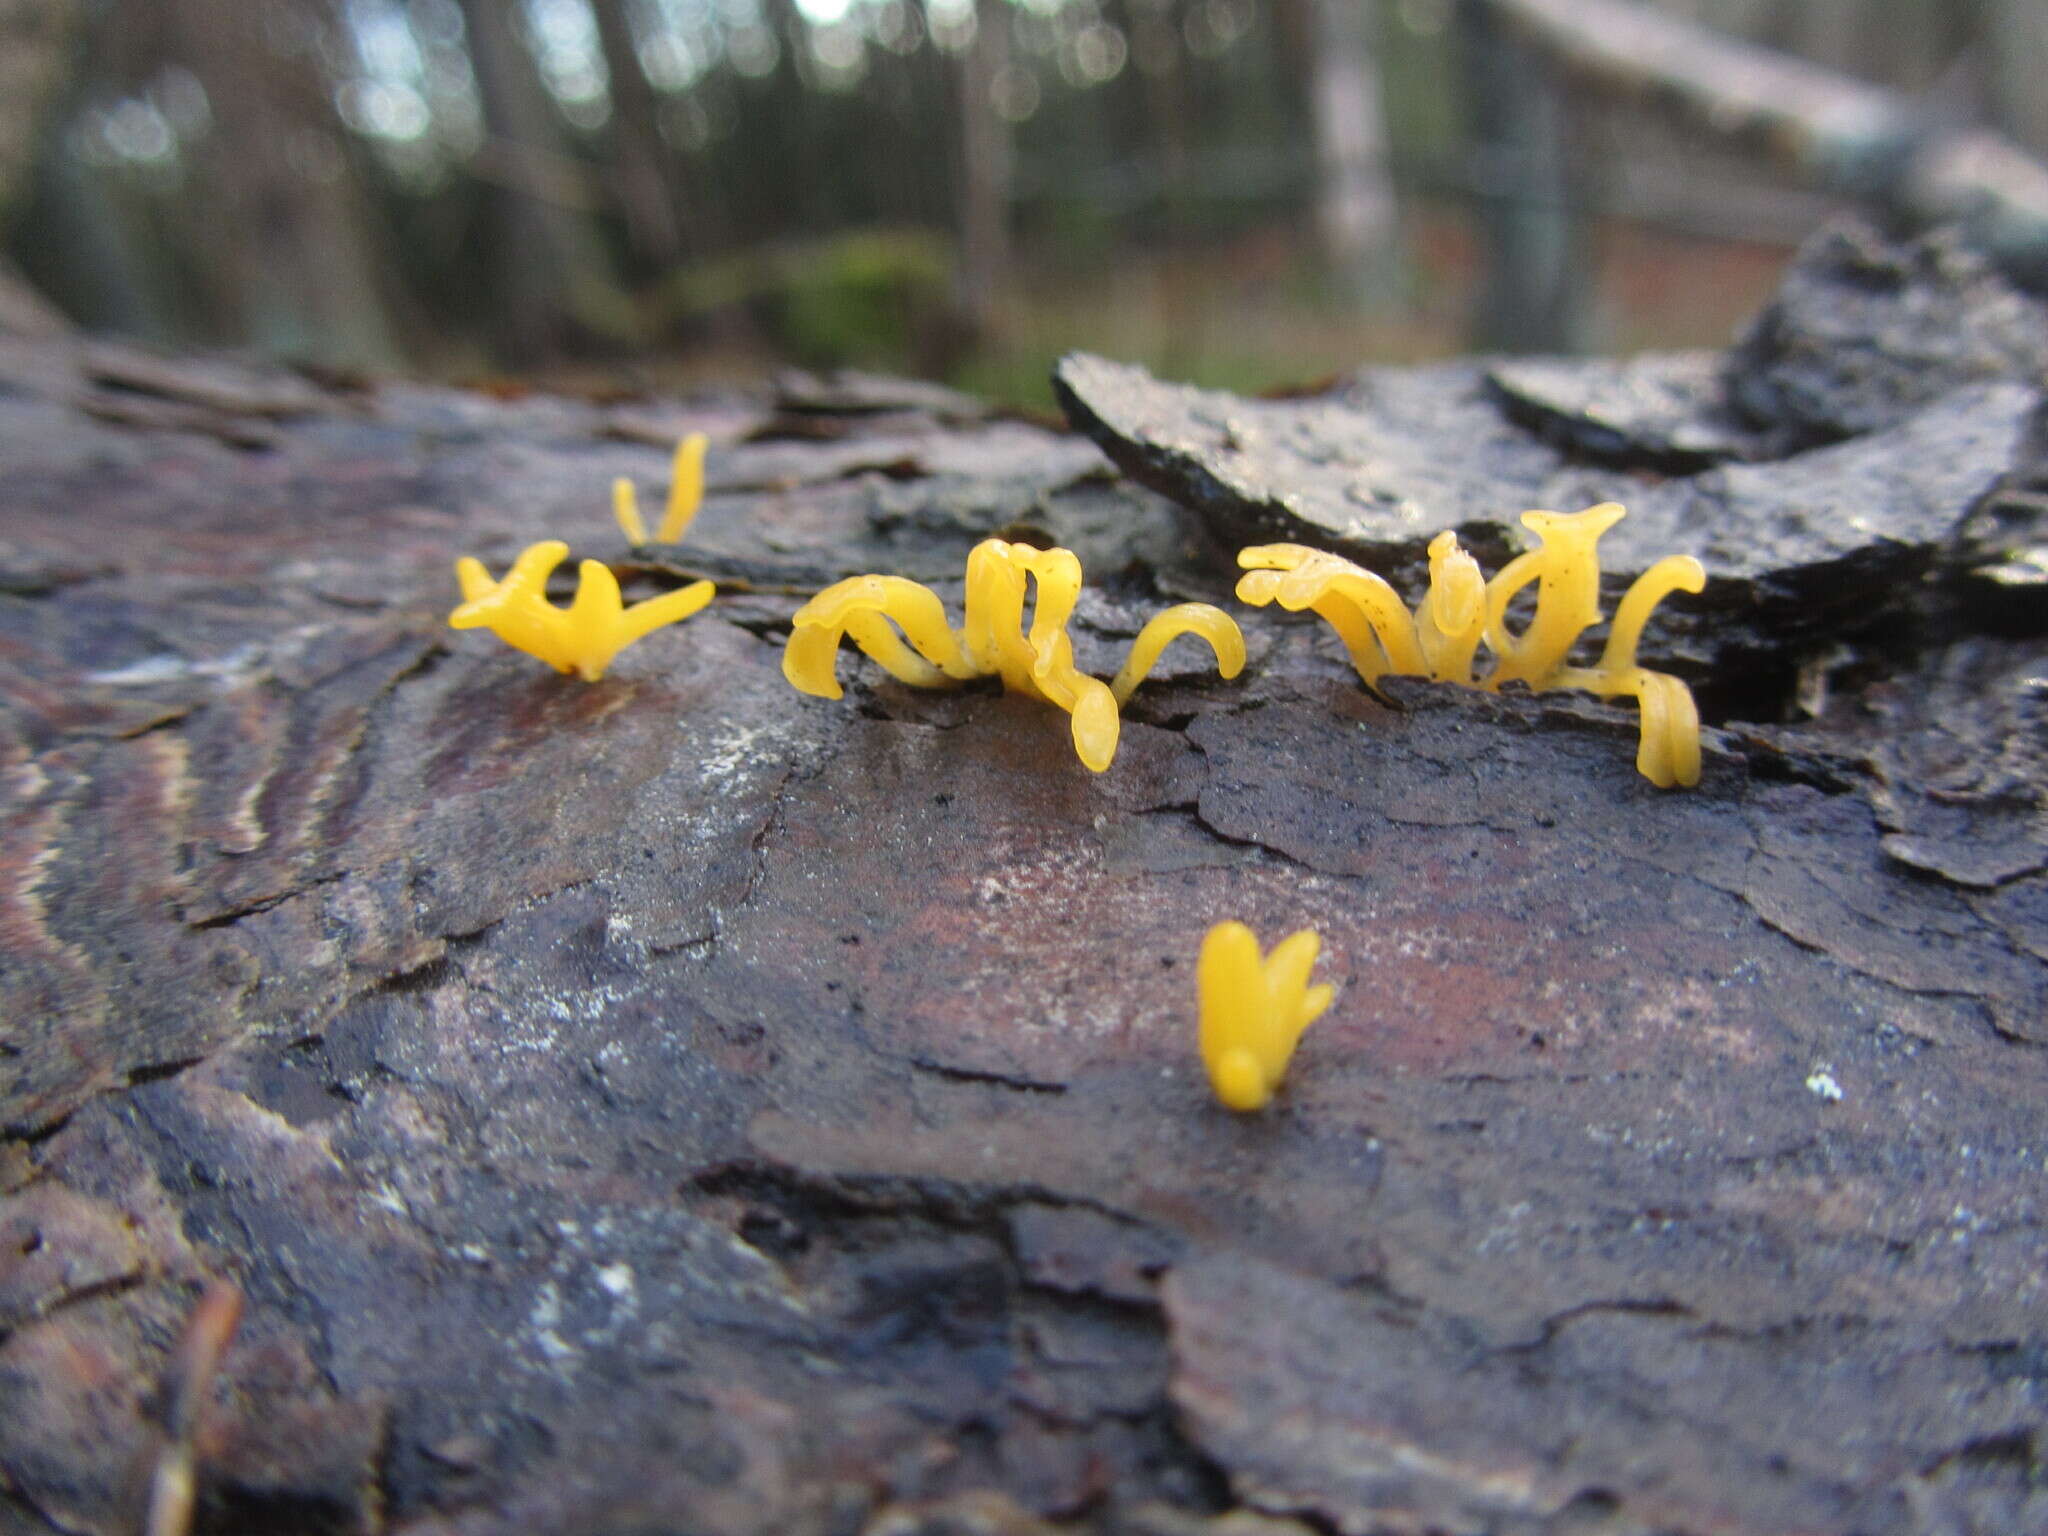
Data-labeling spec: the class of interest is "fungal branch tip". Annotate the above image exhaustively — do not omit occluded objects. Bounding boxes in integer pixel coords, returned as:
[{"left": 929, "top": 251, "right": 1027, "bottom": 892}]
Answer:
[
  {"left": 1198, "top": 920, "right": 1332, "bottom": 1111},
  {"left": 613, "top": 431, "right": 709, "bottom": 548}
]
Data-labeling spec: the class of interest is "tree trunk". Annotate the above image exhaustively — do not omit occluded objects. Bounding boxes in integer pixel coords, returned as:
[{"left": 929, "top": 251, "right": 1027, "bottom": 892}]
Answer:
[
  {"left": 458, "top": 0, "right": 627, "bottom": 363},
  {"left": 1460, "top": 0, "right": 1590, "bottom": 352},
  {"left": 951, "top": 0, "right": 1011, "bottom": 341},
  {"left": 590, "top": 0, "right": 688, "bottom": 272},
  {"left": 1305, "top": 0, "right": 1401, "bottom": 297}
]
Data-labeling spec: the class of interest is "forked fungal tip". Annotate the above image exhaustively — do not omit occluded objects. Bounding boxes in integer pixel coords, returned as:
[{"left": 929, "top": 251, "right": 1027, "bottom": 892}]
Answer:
[
  {"left": 448, "top": 538, "right": 713, "bottom": 680},
  {"left": 1197, "top": 919, "right": 1330, "bottom": 1112}
]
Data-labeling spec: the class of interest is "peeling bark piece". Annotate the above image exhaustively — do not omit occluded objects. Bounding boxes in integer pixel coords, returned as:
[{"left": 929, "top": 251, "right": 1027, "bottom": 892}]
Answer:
[
  {"left": 772, "top": 368, "right": 990, "bottom": 421},
  {"left": 1866, "top": 640, "right": 2048, "bottom": 890},
  {"left": 1741, "top": 784, "right": 2048, "bottom": 1042},
  {"left": 1006, "top": 1202, "right": 1182, "bottom": 1305},
  {"left": 1774, "top": 635, "right": 2048, "bottom": 892},
  {"left": 1612, "top": 380, "right": 2038, "bottom": 594},
  {"left": 1952, "top": 394, "right": 2048, "bottom": 629},
  {"left": 80, "top": 341, "right": 332, "bottom": 421},
  {"left": 1055, "top": 351, "right": 1566, "bottom": 569},
  {"left": 1055, "top": 352, "right": 2040, "bottom": 666},
  {"left": 1725, "top": 223, "right": 2048, "bottom": 448},
  {"left": 1486, "top": 350, "right": 1760, "bottom": 468}
]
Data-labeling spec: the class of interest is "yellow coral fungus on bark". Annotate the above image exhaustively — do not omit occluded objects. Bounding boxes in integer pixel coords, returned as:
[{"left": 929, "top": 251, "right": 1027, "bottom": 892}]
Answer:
[
  {"left": 1197, "top": 920, "right": 1334, "bottom": 1111},
  {"left": 613, "top": 433, "right": 708, "bottom": 547},
  {"left": 782, "top": 537, "right": 1245, "bottom": 771},
  {"left": 450, "top": 540, "right": 715, "bottom": 681},
  {"left": 1236, "top": 503, "right": 1706, "bottom": 787}
]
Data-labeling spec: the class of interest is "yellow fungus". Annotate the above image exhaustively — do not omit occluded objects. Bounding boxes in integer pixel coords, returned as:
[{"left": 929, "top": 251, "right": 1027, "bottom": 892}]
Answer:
[
  {"left": 450, "top": 539, "right": 714, "bottom": 681},
  {"left": 1197, "top": 920, "right": 1334, "bottom": 1112},
  {"left": 613, "top": 432, "right": 708, "bottom": 547},
  {"left": 1236, "top": 504, "right": 1706, "bottom": 788},
  {"left": 783, "top": 538, "right": 1245, "bottom": 772}
]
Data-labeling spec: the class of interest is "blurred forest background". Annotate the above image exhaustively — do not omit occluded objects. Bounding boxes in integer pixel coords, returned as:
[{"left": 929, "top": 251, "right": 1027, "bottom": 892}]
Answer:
[{"left": 3, "top": 0, "right": 2047, "bottom": 404}]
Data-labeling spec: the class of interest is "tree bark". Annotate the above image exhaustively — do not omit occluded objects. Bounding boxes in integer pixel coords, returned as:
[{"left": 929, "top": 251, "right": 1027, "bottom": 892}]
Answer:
[{"left": 4, "top": 230, "right": 2046, "bottom": 1535}]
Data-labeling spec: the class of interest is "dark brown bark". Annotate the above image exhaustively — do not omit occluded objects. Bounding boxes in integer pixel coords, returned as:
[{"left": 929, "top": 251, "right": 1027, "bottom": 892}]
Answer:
[{"left": 3, "top": 228, "right": 2047, "bottom": 1535}]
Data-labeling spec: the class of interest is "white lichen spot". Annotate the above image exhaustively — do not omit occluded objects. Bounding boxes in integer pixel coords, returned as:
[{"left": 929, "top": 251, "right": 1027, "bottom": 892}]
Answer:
[
  {"left": 86, "top": 642, "right": 267, "bottom": 687},
  {"left": 697, "top": 719, "right": 796, "bottom": 790},
  {"left": 530, "top": 1280, "right": 562, "bottom": 1328},
  {"left": 1805, "top": 1067, "right": 1843, "bottom": 1102},
  {"left": 597, "top": 1262, "right": 636, "bottom": 1299},
  {"left": 536, "top": 1328, "right": 576, "bottom": 1361},
  {"left": 528, "top": 1280, "right": 576, "bottom": 1363}
]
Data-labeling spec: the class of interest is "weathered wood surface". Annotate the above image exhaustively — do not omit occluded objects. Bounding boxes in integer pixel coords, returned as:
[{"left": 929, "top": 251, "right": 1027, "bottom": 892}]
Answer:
[{"left": 3, "top": 227, "right": 2046, "bottom": 1536}]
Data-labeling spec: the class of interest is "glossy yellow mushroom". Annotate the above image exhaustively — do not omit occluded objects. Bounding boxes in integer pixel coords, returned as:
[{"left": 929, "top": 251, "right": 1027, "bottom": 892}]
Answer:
[
  {"left": 783, "top": 538, "right": 1245, "bottom": 772},
  {"left": 613, "top": 432, "right": 708, "bottom": 547},
  {"left": 450, "top": 540, "right": 714, "bottom": 681},
  {"left": 1414, "top": 530, "right": 1487, "bottom": 686},
  {"left": 1235, "top": 504, "right": 1705, "bottom": 787},
  {"left": 1198, "top": 920, "right": 1334, "bottom": 1112},
  {"left": 1237, "top": 544, "right": 1425, "bottom": 686}
]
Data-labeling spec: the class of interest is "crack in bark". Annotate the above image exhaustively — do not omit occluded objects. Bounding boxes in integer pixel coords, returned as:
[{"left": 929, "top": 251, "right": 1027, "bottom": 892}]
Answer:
[{"left": 903, "top": 1056, "right": 1069, "bottom": 1094}]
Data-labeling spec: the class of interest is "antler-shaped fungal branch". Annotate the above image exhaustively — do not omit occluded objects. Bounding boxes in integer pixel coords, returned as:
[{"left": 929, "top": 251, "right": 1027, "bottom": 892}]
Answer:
[
  {"left": 782, "top": 537, "right": 1245, "bottom": 771},
  {"left": 1237, "top": 504, "right": 1706, "bottom": 787},
  {"left": 450, "top": 540, "right": 714, "bottom": 681},
  {"left": 1198, "top": 920, "right": 1334, "bottom": 1111},
  {"left": 613, "top": 432, "right": 708, "bottom": 547}
]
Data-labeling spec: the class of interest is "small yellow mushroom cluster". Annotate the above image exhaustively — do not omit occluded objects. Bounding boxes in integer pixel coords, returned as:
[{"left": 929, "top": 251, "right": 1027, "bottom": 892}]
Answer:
[
  {"left": 1237, "top": 503, "right": 1705, "bottom": 788},
  {"left": 445, "top": 451, "right": 1707, "bottom": 1113},
  {"left": 450, "top": 542, "right": 715, "bottom": 683},
  {"left": 613, "top": 433, "right": 707, "bottom": 548},
  {"left": 1198, "top": 920, "right": 1333, "bottom": 1111},
  {"left": 449, "top": 434, "right": 714, "bottom": 680},
  {"left": 782, "top": 538, "right": 1246, "bottom": 772}
]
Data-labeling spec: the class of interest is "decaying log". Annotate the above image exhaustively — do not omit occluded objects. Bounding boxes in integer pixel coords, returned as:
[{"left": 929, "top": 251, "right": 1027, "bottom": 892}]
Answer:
[
  {"left": 2, "top": 224, "right": 2046, "bottom": 1536},
  {"left": 1486, "top": 0, "right": 2048, "bottom": 292}
]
